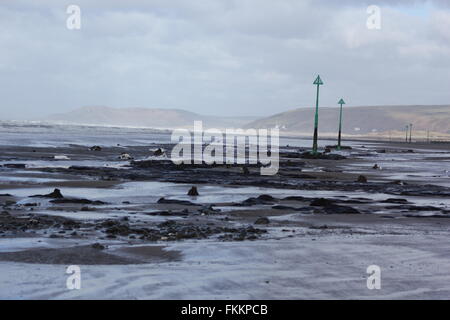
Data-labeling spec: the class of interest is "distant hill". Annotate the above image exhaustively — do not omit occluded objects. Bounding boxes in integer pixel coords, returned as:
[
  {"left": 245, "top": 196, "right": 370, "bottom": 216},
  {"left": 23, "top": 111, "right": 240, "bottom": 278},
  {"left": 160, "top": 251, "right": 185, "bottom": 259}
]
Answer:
[
  {"left": 244, "top": 105, "right": 450, "bottom": 135},
  {"left": 47, "top": 106, "right": 256, "bottom": 129},
  {"left": 46, "top": 105, "right": 450, "bottom": 137}
]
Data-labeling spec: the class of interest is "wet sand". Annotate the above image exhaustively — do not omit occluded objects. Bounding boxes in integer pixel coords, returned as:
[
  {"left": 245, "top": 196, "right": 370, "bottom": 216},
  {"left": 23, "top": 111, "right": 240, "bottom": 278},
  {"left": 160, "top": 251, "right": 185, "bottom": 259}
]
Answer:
[
  {"left": 0, "top": 244, "right": 181, "bottom": 265},
  {"left": 0, "top": 139, "right": 449, "bottom": 299}
]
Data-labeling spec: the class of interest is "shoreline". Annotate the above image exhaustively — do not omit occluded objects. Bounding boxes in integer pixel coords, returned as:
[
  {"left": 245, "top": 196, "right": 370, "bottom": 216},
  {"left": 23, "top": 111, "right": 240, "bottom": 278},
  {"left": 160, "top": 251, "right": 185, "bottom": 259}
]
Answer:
[{"left": 0, "top": 136, "right": 449, "bottom": 298}]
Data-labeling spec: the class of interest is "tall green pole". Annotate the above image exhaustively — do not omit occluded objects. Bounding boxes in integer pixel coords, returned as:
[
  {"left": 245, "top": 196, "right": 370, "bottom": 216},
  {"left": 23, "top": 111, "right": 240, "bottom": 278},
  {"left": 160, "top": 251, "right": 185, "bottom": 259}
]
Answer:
[
  {"left": 409, "top": 123, "right": 413, "bottom": 143},
  {"left": 337, "top": 98, "right": 345, "bottom": 150},
  {"left": 312, "top": 75, "right": 323, "bottom": 154}
]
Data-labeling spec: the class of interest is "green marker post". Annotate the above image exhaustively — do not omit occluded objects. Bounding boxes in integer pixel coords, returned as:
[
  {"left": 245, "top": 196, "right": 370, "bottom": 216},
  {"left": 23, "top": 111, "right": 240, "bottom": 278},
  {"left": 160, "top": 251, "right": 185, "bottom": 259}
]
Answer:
[
  {"left": 409, "top": 123, "right": 413, "bottom": 143},
  {"left": 337, "top": 98, "right": 345, "bottom": 150},
  {"left": 312, "top": 75, "right": 323, "bottom": 154}
]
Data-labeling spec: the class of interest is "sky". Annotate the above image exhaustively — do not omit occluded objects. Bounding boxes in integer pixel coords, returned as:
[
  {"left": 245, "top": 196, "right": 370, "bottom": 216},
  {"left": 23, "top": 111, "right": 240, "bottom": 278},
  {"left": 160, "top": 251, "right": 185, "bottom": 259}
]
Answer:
[{"left": 0, "top": 0, "right": 449, "bottom": 119}]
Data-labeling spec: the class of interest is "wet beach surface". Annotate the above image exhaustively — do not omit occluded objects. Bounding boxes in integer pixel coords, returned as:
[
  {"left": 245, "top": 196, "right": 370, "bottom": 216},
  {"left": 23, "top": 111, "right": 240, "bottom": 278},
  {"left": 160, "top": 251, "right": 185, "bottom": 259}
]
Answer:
[{"left": 0, "top": 132, "right": 450, "bottom": 299}]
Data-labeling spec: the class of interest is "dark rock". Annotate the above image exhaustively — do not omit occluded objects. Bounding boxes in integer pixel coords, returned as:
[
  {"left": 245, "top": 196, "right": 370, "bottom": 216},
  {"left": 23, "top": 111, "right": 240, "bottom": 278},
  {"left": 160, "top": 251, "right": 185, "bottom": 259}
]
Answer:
[
  {"left": 310, "top": 225, "right": 328, "bottom": 229},
  {"left": 89, "top": 145, "right": 102, "bottom": 151},
  {"left": 91, "top": 243, "right": 105, "bottom": 250},
  {"left": 272, "top": 205, "right": 298, "bottom": 210},
  {"left": 24, "top": 203, "right": 38, "bottom": 207},
  {"left": 310, "top": 198, "right": 335, "bottom": 207},
  {"left": 258, "top": 194, "right": 276, "bottom": 202},
  {"left": 372, "top": 164, "right": 379, "bottom": 169},
  {"left": 300, "top": 152, "right": 346, "bottom": 160},
  {"left": 381, "top": 198, "right": 409, "bottom": 204},
  {"left": 282, "top": 196, "right": 307, "bottom": 201},
  {"left": 337, "top": 198, "right": 371, "bottom": 204},
  {"left": 323, "top": 204, "right": 360, "bottom": 214},
  {"left": 147, "top": 210, "right": 176, "bottom": 216},
  {"left": 105, "top": 224, "right": 131, "bottom": 236},
  {"left": 0, "top": 213, "right": 84, "bottom": 233},
  {"left": 254, "top": 217, "right": 270, "bottom": 224},
  {"left": 2, "top": 163, "right": 26, "bottom": 169},
  {"left": 100, "top": 220, "right": 117, "bottom": 228},
  {"left": 389, "top": 205, "right": 442, "bottom": 212},
  {"left": 157, "top": 220, "right": 177, "bottom": 228},
  {"left": 309, "top": 198, "right": 360, "bottom": 214},
  {"left": 157, "top": 197, "right": 198, "bottom": 206},
  {"left": 67, "top": 166, "right": 92, "bottom": 171},
  {"left": 297, "top": 174, "right": 316, "bottom": 179},
  {"left": 50, "top": 198, "right": 106, "bottom": 205},
  {"left": 30, "top": 188, "right": 64, "bottom": 199},
  {"left": 356, "top": 175, "right": 367, "bottom": 183},
  {"left": 199, "top": 205, "right": 220, "bottom": 215},
  {"left": 153, "top": 148, "right": 164, "bottom": 156},
  {"left": 187, "top": 186, "right": 199, "bottom": 196},
  {"left": 404, "top": 214, "right": 450, "bottom": 219},
  {"left": 239, "top": 194, "right": 277, "bottom": 206}
]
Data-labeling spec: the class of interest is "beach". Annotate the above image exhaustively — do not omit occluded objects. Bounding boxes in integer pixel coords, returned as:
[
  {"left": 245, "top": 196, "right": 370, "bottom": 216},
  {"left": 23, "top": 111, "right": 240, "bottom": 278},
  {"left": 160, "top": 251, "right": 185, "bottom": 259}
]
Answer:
[{"left": 0, "top": 123, "right": 449, "bottom": 299}]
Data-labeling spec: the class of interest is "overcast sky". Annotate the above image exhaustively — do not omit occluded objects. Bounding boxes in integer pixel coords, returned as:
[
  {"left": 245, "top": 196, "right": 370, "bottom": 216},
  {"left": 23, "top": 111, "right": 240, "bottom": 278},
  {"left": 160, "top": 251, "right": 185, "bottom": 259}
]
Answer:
[{"left": 0, "top": 0, "right": 449, "bottom": 119}]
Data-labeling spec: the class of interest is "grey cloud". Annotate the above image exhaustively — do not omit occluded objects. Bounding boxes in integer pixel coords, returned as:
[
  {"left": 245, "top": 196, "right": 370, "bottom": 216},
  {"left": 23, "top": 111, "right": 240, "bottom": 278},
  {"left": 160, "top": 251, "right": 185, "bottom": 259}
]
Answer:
[{"left": 0, "top": 0, "right": 449, "bottom": 120}]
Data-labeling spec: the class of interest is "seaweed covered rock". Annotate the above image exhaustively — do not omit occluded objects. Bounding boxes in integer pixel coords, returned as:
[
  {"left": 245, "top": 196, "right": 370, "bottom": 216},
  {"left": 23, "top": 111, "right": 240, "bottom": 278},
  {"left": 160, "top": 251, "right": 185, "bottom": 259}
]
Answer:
[{"left": 187, "top": 186, "right": 199, "bottom": 196}]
